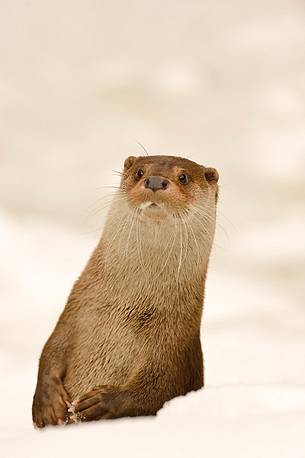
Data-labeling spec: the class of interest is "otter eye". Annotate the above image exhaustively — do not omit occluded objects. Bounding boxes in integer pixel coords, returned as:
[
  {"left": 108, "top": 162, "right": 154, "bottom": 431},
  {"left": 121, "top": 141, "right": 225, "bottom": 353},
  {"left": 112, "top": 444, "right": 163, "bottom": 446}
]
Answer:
[
  {"left": 135, "top": 169, "right": 144, "bottom": 180},
  {"left": 178, "top": 173, "right": 189, "bottom": 184}
]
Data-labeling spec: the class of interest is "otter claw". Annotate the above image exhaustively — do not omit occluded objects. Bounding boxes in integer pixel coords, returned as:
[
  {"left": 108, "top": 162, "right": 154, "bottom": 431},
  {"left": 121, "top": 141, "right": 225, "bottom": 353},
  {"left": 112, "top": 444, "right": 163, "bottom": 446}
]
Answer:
[{"left": 70, "top": 412, "right": 85, "bottom": 423}]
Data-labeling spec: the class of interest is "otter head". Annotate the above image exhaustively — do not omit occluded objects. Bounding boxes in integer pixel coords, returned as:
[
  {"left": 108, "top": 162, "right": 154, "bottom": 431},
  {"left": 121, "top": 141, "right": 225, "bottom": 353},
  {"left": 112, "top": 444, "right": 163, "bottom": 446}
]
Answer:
[{"left": 121, "top": 155, "right": 219, "bottom": 221}]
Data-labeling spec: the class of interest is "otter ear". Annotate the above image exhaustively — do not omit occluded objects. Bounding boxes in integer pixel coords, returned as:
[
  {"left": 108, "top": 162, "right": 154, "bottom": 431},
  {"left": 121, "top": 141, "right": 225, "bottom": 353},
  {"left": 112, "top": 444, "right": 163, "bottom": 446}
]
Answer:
[
  {"left": 204, "top": 167, "right": 219, "bottom": 184},
  {"left": 124, "top": 156, "right": 136, "bottom": 170}
]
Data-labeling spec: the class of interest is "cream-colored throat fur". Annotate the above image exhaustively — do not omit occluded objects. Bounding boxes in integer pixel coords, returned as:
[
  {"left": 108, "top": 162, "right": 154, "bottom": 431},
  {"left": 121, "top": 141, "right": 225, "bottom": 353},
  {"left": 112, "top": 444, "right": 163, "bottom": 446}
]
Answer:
[{"left": 100, "top": 193, "right": 216, "bottom": 289}]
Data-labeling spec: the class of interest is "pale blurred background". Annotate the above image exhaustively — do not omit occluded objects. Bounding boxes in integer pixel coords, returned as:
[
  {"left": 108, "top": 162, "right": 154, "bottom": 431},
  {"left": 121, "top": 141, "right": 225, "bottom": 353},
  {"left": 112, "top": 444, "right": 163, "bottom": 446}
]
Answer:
[{"left": 0, "top": 1, "right": 305, "bottom": 457}]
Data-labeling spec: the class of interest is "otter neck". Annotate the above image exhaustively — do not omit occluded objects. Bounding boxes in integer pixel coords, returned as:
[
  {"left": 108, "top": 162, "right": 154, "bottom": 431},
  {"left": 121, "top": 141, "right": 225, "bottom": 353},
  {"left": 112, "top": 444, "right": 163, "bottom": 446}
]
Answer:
[{"left": 99, "top": 194, "right": 215, "bottom": 295}]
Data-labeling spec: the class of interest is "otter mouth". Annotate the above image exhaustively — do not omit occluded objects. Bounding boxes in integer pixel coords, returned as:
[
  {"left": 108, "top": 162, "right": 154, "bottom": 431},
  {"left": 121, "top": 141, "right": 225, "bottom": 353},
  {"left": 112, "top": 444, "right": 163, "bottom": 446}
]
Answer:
[{"left": 140, "top": 201, "right": 162, "bottom": 210}]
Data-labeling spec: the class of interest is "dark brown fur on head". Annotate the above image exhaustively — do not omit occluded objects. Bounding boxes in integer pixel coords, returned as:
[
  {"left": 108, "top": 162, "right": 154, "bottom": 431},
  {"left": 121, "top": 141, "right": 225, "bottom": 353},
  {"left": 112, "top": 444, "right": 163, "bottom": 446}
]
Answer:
[{"left": 121, "top": 155, "right": 219, "bottom": 214}]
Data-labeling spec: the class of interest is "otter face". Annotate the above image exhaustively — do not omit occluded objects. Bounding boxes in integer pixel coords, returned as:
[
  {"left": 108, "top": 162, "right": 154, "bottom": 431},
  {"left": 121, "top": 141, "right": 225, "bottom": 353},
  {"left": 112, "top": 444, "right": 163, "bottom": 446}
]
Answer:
[{"left": 121, "top": 155, "right": 219, "bottom": 219}]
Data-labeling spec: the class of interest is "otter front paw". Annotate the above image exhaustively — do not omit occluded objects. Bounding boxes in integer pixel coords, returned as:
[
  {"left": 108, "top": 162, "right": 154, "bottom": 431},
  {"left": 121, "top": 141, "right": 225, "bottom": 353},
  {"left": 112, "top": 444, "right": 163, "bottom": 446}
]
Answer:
[
  {"left": 32, "top": 379, "right": 71, "bottom": 428},
  {"left": 72, "top": 385, "right": 123, "bottom": 422}
]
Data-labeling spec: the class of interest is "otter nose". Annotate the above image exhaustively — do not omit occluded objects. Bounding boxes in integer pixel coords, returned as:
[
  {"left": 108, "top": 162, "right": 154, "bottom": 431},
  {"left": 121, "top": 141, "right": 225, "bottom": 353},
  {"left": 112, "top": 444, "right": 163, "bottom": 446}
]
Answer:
[{"left": 144, "top": 176, "right": 169, "bottom": 192}]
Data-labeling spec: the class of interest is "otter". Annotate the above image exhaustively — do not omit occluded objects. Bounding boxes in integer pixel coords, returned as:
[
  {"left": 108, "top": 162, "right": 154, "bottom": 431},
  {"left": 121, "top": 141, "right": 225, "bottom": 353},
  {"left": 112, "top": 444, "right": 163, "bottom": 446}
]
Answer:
[{"left": 32, "top": 155, "right": 219, "bottom": 427}]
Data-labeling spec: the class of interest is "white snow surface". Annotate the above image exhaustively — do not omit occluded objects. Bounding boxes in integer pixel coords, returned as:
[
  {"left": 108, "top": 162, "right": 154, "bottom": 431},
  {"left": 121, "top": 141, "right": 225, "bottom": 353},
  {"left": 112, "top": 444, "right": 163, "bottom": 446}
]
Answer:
[{"left": 1, "top": 0, "right": 305, "bottom": 456}]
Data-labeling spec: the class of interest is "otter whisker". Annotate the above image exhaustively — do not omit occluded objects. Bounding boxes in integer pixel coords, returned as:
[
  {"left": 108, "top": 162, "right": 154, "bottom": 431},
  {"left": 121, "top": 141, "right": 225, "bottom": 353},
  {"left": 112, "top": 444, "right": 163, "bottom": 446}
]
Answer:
[
  {"left": 99, "top": 185, "right": 122, "bottom": 190},
  {"left": 135, "top": 214, "right": 148, "bottom": 277},
  {"left": 192, "top": 208, "right": 216, "bottom": 224},
  {"left": 188, "top": 211, "right": 212, "bottom": 236},
  {"left": 112, "top": 170, "right": 123, "bottom": 177},
  {"left": 136, "top": 141, "right": 149, "bottom": 156},
  {"left": 190, "top": 203, "right": 216, "bottom": 224},
  {"left": 184, "top": 211, "right": 214, "bottom": 257},
  {"left": 216, "top": 202, "right": 236, "bottom": 229},
  {"left": 150, "top": 218, "right": 178, "bottom": 283},
  {"left": 87, "top": 200, "right": 115, "bottom": 219},
  {"left": 189, "top": 207, "right": 225, "bottom": 251},
  {"left": 81, "top": 192, "right": 129, "bottom": 237},
  {"left": 124, "top": 207, "right": 139, "bottom": 259},
  {"left": 176, "top": 222, "right": 184, "bottom": 285},
  {"left": 191, "top": 203, "right": 217, "bottom": 221},
  {"left": 104, "top": 205, "right": 132, "bottom": 260},
  {"left": 178, "top": 212, "right": 190, "bottom": 264},
  {"left": 117, "top": 208, "right": 135, "bottom": 254},
  {"left": 180, "top": 210, "right": 200, "bottom": 266},
  {"left": 86, "top": 191, "right": 119, "bottom": 213},
  {"left": 191, "top": 204, "right": 228, "bottom": 240}
]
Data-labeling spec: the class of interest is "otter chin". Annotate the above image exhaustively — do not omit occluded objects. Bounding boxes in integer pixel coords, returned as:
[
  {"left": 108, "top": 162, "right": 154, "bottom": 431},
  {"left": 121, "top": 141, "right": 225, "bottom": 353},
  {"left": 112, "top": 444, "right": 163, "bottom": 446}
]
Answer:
[
  {"left": 32, "top": 154, "right": 219, "bottom": 428},
  {"left": 139, "top": 201, "right": 167, "bottom": 220}
]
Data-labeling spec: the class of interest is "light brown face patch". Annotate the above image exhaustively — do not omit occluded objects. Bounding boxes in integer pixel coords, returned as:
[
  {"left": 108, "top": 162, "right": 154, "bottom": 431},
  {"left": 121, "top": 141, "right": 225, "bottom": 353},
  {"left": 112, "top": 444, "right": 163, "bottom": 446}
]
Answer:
[{"left": 121, "top": 155, "right": 219, "bottom": 215}]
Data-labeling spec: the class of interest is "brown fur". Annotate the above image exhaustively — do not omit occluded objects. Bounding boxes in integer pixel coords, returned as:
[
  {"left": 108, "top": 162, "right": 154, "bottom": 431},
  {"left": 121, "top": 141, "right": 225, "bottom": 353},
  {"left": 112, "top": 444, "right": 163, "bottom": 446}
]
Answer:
[{"left": 32, "top": 155, "right": 219, "bottom": 427}]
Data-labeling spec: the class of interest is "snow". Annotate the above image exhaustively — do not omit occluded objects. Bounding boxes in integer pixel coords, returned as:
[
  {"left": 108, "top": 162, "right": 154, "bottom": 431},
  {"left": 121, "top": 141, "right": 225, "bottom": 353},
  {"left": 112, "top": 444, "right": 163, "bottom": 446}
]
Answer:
[{"left": 1, "top": 0, "right": 305, "bottom": 456}]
